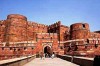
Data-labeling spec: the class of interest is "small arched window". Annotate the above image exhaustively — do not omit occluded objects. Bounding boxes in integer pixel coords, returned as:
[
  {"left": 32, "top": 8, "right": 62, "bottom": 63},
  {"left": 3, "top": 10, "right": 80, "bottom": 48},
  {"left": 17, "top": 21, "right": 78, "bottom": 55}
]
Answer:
[
  {"left": 51, "top": 37, "right": 52, "bottom": 39},
  {"left": 10, "top": 47, "right": 12, "bottom": 50},
  {"left": 82, "top": 24, "right": 85, "bottom": 28},
  {"left": 32, "top": 47, "right": 34, "bottom": 50},
  {"left": 2, "top": 47, "right": 4, "bottom": 50},
  {"left": 24, "top": 47, "right": 26, "bottom": 50},
  {"left": 95, "top": 44, "right": 98, "bottom": 48},
  {"left": 87, "top": 39, "right": 89, "bottom": 43},
  {"left": 42, "top": 37, "right": 44, "bottom": 39},
  {"left": 14, "top": 48, "right": 16, "bottom": 51}
]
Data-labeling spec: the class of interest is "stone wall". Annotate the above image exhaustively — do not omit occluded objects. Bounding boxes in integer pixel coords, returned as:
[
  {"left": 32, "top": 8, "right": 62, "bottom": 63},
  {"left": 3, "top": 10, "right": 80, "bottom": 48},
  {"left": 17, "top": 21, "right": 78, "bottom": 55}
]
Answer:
[
  {"left": 59, "top": 25, "right": 69, "bottom": 41},
  {"left": 0, "top": 20, "right": 5, "bottom": 42}
]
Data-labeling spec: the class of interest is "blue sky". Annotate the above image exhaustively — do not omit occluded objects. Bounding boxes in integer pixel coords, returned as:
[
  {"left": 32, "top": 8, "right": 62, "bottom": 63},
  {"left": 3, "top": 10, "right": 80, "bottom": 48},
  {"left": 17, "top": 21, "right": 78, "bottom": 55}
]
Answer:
[{"left": 0, "top": 0, "right": 100, "bottom": 31}]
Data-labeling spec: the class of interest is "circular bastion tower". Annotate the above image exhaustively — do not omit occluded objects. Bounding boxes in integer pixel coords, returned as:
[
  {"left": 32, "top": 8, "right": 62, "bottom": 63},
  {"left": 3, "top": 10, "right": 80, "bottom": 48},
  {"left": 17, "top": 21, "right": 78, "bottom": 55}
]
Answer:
[
  {"left": 70, "top": 23, "right": 90, "bottom": 40},
  {"left": 5, "top": 14, "right": 28, "bottom": 44},
  {"left": 7, "top": 14, "right": 27, "bottom": 21},
  {"left": 69, "top": 23, "right": 90, "bottom": 52},
  {"left": 64, "top": 23, "right": 91, "bottom": 55}
]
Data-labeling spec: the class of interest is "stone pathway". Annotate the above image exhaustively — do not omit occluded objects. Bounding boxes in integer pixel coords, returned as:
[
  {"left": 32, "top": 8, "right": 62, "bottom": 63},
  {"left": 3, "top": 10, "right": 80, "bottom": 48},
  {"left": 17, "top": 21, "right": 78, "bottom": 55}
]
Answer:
[{"left": 23, "top": 58, "right": 79, "bottom": 66}]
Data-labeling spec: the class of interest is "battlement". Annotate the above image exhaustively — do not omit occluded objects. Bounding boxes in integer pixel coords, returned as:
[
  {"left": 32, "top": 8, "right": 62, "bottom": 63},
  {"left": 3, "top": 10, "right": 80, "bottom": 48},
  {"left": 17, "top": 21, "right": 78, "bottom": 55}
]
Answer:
[
  {"left": 36, "top": 33, "right": 57, "bottom": 38},
  {"left": 70, "top": 23, "right": 90, "bottom": 31},
  {"left": 94, "top": 30, "right": 100, "bottom": 33},
  {"left": 0, "top": 20, "right": 4, "bottom": 22},
  {"left": 7, "top": 14, "right": 27, "bottom": 21},
  {"left": 28, "top": 21, "right": 48, "bottom": 27},
  {"left": 48, "top": 21, "right": 61, "bottom": 28},
  {"left": 36, "top": 33, "right": 57, "bottom": 35},
  {"left": 61, "top": 25, "right": 69, "bottom": 28},
  {"left": 90, "top": 32, "right": 100, "bottom": 38}
]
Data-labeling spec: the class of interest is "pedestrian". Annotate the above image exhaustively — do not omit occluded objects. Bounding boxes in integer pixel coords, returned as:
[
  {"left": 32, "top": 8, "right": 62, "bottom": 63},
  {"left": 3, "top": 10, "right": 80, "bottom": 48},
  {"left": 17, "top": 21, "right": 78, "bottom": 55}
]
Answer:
[
  {"left": 51, "top": 52, "right": 55, "bottom": 59},
  {"left": 43, "top": 53, "right": 45, "bottom": 60},
  {"left": 40, "top": 52, "right": 43, "bottom": 59},
  {"left": 45, "top": 53, "right": 48, "bottom": 58}
]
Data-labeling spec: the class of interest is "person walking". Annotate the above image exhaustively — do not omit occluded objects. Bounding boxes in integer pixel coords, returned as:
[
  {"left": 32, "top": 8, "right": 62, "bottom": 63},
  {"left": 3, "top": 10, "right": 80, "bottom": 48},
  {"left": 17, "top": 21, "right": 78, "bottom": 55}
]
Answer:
[
  {"left": 40, "top": 52, "right": 45, "bottom": 60},
  {"left": 51, "top": 52, "right": 55, "bottom": 59},
  {"left": 40, "top": 52, "right": 43, "bottom": 59}
]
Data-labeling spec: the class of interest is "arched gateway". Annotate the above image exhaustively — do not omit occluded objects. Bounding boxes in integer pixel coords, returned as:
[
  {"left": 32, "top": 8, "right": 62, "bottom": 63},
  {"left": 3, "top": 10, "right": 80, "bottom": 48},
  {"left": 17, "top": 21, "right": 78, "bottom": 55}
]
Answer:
[
  {"left": 43, "top": 46, "right": 52, "bottom": 57},
  {"left": 42, "top": 43, "right": 53, "bottom": 57},
  {"left": 44, "top": 46, "right": 52, "bottom": 54}
]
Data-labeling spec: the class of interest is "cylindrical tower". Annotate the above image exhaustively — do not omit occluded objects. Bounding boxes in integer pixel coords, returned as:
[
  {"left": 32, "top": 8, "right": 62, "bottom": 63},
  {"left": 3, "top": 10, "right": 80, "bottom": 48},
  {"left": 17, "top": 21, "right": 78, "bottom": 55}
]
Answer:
[
  {"left": 7, "top": 14, "right": 27, "bottom": 21},
  {"left": 70, "top": 23, "right": 90, "bottom": 40},
  {"left": 4, "top": 14, "right": 28, "bottom": 44}
]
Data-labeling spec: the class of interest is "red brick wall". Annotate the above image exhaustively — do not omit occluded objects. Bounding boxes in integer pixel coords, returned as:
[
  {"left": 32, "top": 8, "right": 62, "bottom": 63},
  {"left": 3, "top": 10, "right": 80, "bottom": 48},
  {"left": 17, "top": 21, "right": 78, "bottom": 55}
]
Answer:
[
  {"left": 60, "top": 25, "right": 69, "bottom": 41},
  {"left": 0, "top": 20, "right": 5, "bottom": 42}
]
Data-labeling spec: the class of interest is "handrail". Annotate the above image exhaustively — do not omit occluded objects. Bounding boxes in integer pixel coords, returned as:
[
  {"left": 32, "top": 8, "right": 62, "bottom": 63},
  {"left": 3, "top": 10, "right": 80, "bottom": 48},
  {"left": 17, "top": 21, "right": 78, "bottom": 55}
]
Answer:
[
  {"left": 57, "top": 55, "right": 93, "bottom": 66},
  {"left": 0, "top": 54, "right": 36, "bottom": 65}
]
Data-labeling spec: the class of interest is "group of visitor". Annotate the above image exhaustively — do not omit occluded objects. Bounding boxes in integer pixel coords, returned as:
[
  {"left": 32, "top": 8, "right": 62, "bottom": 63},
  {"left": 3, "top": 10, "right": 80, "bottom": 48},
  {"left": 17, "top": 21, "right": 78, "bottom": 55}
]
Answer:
[{"left": 39, "top": 52, "right": 55, "bottom": 59}]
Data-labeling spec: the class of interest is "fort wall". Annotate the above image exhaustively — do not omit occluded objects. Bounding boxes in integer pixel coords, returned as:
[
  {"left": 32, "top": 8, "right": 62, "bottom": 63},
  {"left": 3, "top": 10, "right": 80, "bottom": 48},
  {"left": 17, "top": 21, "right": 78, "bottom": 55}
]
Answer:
[{"left": 0, "top": 14, "right": 100, "bottom": 59}]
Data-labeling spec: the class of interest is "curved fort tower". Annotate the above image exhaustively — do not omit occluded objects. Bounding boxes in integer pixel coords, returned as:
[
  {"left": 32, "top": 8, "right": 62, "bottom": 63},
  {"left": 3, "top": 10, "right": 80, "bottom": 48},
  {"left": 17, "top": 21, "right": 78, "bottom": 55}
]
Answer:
[
  {"left": 4, "top": 14, "right": 27, "bottom": 44},
  {"left": 70, "top": 23, "right": 90, "bottom": 40}
]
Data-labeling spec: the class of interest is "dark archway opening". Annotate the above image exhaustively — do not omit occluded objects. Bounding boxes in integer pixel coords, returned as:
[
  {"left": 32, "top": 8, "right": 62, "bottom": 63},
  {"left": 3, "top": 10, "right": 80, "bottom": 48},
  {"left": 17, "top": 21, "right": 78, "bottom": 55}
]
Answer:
[{"left": 44, "top": 46, "right": 52, "bottom": 57}]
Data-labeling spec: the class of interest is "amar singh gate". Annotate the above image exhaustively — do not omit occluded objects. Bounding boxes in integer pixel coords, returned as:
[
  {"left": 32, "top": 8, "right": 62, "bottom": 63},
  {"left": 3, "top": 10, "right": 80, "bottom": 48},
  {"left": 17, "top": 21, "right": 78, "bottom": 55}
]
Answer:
[{"left": 0, "top": 14, "right": 100, "bottom": 60}]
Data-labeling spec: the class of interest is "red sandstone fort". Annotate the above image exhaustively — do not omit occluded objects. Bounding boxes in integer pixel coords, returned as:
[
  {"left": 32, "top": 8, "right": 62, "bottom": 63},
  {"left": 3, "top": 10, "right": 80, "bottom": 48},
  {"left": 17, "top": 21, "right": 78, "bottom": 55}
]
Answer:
[{"left": 0, "top": 14, "right": 100, "bottom": 60}]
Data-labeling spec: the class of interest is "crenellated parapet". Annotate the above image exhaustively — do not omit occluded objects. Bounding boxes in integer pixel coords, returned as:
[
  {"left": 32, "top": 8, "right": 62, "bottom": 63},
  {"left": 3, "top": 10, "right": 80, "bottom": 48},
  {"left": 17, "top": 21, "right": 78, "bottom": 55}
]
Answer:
[
  {"left": 7, "top": 14, "right": 27, "bottom": 21},
  {"left": 48, "top": 21, "right": 61, "bottom": 29},
  {"left": 28, "top": 21, "right": 48, "bottom": 33},
  {"left": 48, "top": 21, "right": 61, "bottom": 33},
  {"left": 90, "top": 32, "right": 100, "bottom": 38},
  {"left": 0, "top": 20, "right": 4, "bottom": 23},
  {"left": 36, "top": 33, "right": 58, "bottom": 42},
  {"left": 94, "top": 31, "right": 100, "bottom": 34},
  {"left": 61, "top": 25, "right": 69, "bottom": 28},
  {"left": 47, "top": 21, "right": 70, "bottom": 41},
  {"left": 70, "top": 23, "right": 90, "bottom": 31}
]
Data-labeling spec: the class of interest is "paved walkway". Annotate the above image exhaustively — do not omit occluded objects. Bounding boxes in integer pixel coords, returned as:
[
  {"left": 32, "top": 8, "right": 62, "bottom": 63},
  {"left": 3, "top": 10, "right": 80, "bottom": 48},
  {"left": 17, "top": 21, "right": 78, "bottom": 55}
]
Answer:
[{"left": 23, "top": 58, "right": 79, "bottom": 66}]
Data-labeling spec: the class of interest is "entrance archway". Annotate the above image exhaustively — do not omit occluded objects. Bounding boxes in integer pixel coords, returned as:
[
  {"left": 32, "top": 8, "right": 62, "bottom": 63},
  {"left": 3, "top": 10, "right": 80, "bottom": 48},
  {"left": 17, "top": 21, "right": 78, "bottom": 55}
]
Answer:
[{"left": 44, "top": 46, "right": 52, "bottom": 57}]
